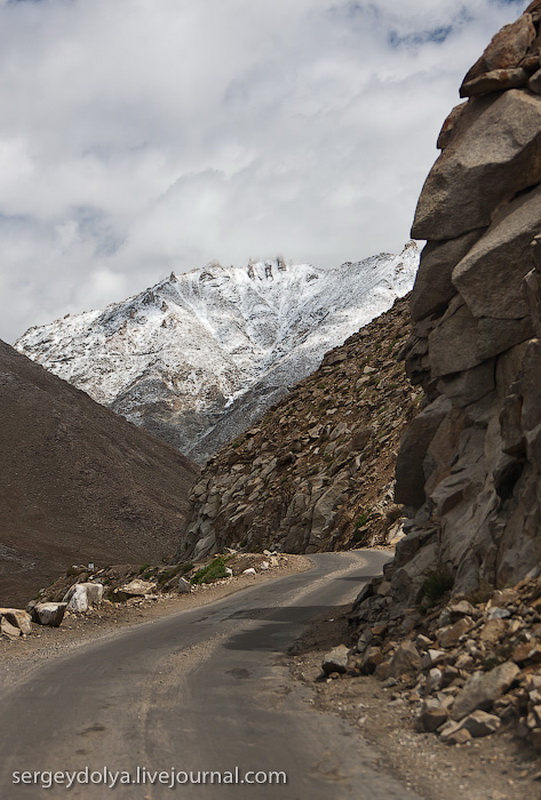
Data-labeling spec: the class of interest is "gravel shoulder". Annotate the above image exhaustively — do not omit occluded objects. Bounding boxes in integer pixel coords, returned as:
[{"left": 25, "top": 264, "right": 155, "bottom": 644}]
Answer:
[
  {"left": 290, "top": 608, "right": 541, "bottom": 800},
  {"left": 0, "top": 554, "right": 312, "bottom": 691}
]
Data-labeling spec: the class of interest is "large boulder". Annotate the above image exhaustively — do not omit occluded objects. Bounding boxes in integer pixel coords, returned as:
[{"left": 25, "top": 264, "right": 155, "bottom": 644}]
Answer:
[
  {"left": 1, "top": 618, "right": 21, "bottom": 640},
  {"left": 63, "top": 582, "right": 104, "bottom": 612},
  {"left": 0, "top": 608, "right": 32, "bottom": 635},
  {"left": 31, "top": 602, "right": 67, "bottom": 627},
  {"left": 412, "top": 90, "right": 541, "bottom": 241},
  {"left": 113, "top": 579, "right": 157, "bottom": 602}
]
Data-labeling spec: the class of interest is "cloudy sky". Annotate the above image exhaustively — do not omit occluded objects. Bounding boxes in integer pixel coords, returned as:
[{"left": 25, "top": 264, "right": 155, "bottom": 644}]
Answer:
[{"left": 0, "top": 0, "right": 526, "bottom": 342}]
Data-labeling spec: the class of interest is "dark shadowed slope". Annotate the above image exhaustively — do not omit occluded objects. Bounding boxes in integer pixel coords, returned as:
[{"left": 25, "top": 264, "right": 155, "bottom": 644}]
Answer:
[{"left": 0, "top": 340, "right": 199, "bottom": 606}]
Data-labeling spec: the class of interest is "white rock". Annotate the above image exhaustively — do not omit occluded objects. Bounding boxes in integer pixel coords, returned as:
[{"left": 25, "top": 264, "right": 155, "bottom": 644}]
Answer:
[
  {"left": 32, "top": 603, "right": 67, "bottom": 627},
  {"left": 242, "top": 568, "right": 257, "bottom": 576},
  {"left": 119, "top": 579, "right": 156, "bottom": 597},
  {"left": 63, "top": 582, "right": 104, "bottom": 612}
]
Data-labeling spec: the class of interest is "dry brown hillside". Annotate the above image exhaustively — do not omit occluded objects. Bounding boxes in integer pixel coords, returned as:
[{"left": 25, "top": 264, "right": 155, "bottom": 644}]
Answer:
[{"left": 0, "top": 340, "right": 199, "bottom": 606}]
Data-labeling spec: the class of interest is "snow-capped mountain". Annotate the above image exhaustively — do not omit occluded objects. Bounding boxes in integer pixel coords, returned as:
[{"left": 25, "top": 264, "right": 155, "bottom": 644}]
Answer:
[{"left": 16, "top": 243, "right": 419, "bottom": 463}]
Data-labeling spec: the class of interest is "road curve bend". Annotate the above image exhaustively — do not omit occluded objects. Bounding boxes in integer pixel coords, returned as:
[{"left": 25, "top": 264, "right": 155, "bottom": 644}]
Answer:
[{"left": 0, "top": 551, "right": 422, "bottom": 799}]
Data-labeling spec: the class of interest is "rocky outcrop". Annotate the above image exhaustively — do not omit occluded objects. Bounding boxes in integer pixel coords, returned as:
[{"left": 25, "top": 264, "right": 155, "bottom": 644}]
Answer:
[
  {"left": 176, "top": 297, "right": 422, "bottom": 561},
  {"left": 356, "top": 3, "right": 541, "bottom": 617}
]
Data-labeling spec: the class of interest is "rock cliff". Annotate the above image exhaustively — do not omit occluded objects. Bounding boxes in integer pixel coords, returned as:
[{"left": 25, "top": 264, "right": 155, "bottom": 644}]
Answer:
[
  {"left": 356, "top": 0, "right": 541, "bottom": 617},
  {"left": 177, "top": 297, "right": 422, "bottom": 561}
]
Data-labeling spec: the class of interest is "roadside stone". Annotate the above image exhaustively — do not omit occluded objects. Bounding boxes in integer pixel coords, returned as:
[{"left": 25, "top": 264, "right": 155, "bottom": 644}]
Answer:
[
  {"left": 452, "top": 662, "right": 520, "bottom": 720},
  {"left": 242, "top": 568, "right": 257, "bottom": 576},
  {"left": 322, "top": 645, "right": 350, "bottom": 675},
  {"left": 459, "top": 710, "right": 501, "bottom": 737},
  {"left": 360, "top": 646, "right": 385, "bottom": 675},
  {"left": 425, "top": 668, "right": 444, "bottom": 693},
  {"left": 527, "top": 704, "right": 541, "bottom": 729},
  {"left": 31, "top": 602, "right": 67, "bottom": 627},
  {"left": 455, "top": 653, "right": 476, "bottom": 671},
  {"left": 439, "top": 720, "right": 473, "bottom": 745},
  {"left": 177, "top": 577, "right": 192, "bottom": 593},
  {"left": 479, "top": 618, "right": 510, "bottom": 645},
  {"left": 118, "top": 579, "right": 157, "bottom": 598},
  {"left": 487, "top": 607, "right": 511, "bottom": 620},
  {"left": 438, "top": 618, "right": 473, "bottom": 648},
  {"left": 421, "top": 649, "right": 447, "bottom": 670},
  {"left": 513, "top": 640, "right": 538, "bottom": 665},
  {"left": 415, "top": 633, "right": 433, "bottom": 649},
  {"left": 1, "top": 617, "right": 21, "bottom": 639},
  {"left": 447, "top": 600, "right": 478, "bottom": 621},
  {"left": 63, "top": 582, "right": 104, "bottom": 612},
  {"left": 0, "top": 608, "right": 32, "bottom": 635},
  {"left": 388, "top": 641, "right": 421, "bottom": 678},
  {"left": 374, "top": 661, "right": 391, "bottom": 681},
  {"left": 419, "top": 700, "right": 449, "bottom": 732}
]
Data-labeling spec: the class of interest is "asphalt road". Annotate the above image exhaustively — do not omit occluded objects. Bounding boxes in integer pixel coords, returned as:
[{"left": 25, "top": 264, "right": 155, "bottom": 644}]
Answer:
[{"left": 0, "top": 551, "right": 422, "bottom": 799}]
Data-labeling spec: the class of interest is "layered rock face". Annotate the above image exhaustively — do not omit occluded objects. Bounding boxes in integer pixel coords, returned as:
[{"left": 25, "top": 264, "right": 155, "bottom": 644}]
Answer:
[
  {"left": 177, "top": 297, "right": 422, "bottom": 561},
  {"left": 379, "top": 1, "right": 541, "bottom": 610}
]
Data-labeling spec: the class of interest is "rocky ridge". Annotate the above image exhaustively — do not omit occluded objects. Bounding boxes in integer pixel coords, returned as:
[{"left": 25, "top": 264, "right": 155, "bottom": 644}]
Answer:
[
  {"left": 0, "top": 340, "right": 198, "bottom": 606},
  {"left": 15, "top": 246, "right": 418, "bottom": 464},
  {"left": 177, "top": 296, "right": 423, "bottom": 561}
]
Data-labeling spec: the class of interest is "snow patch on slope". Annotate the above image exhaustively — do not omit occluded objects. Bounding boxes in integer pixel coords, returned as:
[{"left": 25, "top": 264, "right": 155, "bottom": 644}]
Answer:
[{"left": 16, "top": 243, "right": 419, "bottom": 462}]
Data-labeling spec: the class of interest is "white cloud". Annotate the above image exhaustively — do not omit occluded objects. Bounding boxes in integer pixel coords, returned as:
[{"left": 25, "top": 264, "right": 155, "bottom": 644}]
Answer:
[{"left": 0, "top": 0, "right": 527, "bottom": 340}]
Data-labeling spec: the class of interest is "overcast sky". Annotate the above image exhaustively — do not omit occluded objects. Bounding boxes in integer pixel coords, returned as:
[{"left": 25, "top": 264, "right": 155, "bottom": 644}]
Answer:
[{"left": 0, "top": 0, "right": 526, "bottom": 342}]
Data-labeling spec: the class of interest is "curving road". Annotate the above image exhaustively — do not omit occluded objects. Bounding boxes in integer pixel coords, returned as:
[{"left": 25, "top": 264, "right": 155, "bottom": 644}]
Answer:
[{"left": 0, "top": 552, "right": 421, "bottom": 799}]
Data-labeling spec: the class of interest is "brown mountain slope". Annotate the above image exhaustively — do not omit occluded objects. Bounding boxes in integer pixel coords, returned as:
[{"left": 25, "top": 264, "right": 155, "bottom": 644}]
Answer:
[
  {"left": 176, "top": 296, "right": 423, "bottom": 561},
  {"left": 0, "top": 340, "right": 199, "bottom": 606}
]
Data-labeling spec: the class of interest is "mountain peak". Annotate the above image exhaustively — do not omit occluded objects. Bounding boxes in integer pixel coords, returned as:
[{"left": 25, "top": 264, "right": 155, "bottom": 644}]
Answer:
[{"left": 16, "top": 244, "right": 419, "bottom": 463}]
